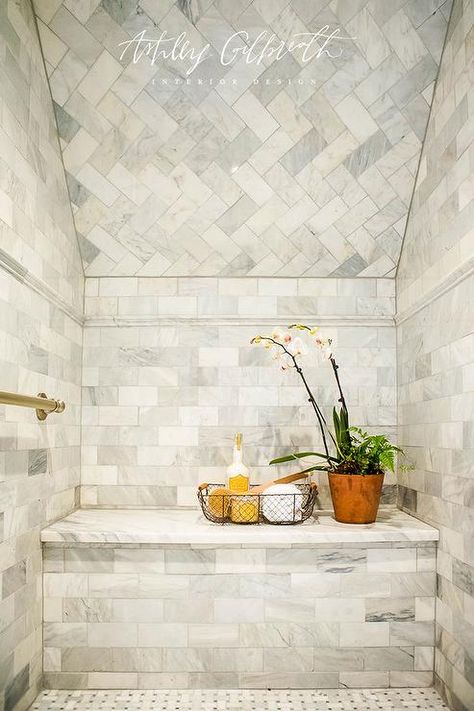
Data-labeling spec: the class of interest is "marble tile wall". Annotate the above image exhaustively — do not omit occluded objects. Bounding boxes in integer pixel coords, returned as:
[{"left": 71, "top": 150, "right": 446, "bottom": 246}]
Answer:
[
  {"left": 0, "top": 2, "right": 84, "bottom": 710},
  {"left": 0, "top": 4, "right": 83, "bottom": 312},
  {"left": 32, "top": 0, "right": 452, "bottom": 278},
  {"left": 398, "top": 278, "right": 474, "bottom": 710},
  {"left": 0, "top": 0, "right": 469, "bottom": 704},
  {"left": 82, "top": 276, "right": 396, "bottom": 509},
  {"left": 396, "top": 1, "right": 474, "bottom": 709},
  {"left": 0, "top": 271, "right": 82, "bottom": 711},
  {"left": 42, "top": 540, "right": 436, "bottom": 690},
  {"left": 396, "top": 0, "right": 473, "bottom": 316}
]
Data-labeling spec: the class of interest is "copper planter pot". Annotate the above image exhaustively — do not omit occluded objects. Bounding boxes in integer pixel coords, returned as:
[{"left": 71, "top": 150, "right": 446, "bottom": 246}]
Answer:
[{"left": 328, "top": 472, "right": 384, "bottom": 524}]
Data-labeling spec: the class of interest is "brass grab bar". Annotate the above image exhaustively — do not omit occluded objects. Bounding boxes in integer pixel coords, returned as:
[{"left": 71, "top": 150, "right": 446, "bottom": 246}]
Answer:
[{"left": 0, "top": 390, "right": 66, "bottom": 420}]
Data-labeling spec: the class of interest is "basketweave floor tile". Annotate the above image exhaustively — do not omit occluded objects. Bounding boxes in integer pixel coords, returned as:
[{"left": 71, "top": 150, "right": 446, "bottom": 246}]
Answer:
[{"left": 30, "top": 688, "right": 448, "bottom": 710}]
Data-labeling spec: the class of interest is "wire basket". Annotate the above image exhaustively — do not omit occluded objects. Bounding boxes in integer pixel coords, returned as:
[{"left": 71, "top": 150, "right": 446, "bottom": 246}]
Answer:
[{"left": 197, "top": 482, "right": 318, "bottom": 525}]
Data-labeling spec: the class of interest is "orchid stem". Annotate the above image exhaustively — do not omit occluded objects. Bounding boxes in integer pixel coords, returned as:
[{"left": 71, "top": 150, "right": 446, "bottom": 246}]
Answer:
[
  {"left": 330, "top": 356, "right": 347, "bottom": 412},
  {"left": 295, "top": 365, "right": 331, "bottom": 463},
  {"left": 254, "top": 336, "right": 334, "bottom": 467}
]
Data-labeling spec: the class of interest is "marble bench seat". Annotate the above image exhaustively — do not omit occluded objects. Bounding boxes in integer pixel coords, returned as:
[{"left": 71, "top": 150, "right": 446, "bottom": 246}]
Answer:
[
  {"left": 41, "top": 508, "right": 439, "bottom": 692},
  {"left": 41, "top": 508, "right": 438, "bottom": 546}
]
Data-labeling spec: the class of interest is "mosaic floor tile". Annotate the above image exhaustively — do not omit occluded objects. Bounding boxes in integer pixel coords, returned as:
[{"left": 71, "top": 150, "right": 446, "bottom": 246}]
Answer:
[{"left": 30, "top": 688, "right": 448, "bottom": 710}]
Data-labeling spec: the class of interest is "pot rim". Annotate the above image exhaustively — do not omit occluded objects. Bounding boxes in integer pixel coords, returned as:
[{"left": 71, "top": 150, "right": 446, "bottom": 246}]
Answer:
[{"left": 328, "top": 470, "right": 385, "bottom": 477}]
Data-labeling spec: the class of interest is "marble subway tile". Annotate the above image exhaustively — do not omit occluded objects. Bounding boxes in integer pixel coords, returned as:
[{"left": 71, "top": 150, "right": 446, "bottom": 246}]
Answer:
[
  {"left": 88, "top": 623, "right": 138, "bottom": 647},
  {"left": 414, "top": 646, "right": 435, "bottom": 671},
  {"left": 367, "top": 548, "right": 417, "bottom": 572},
  {"left": 341, "top": 671, "right": 390, "bottom": 688},
  {"left": 216, "top": 548, "right": 266, "bottom": 574},
  {"left": 391, "top": 573, "right": 436, "bottom": 597},
  {"left": 390, "top": 670, "right": 433, "bottom": 687},
  {"left": 315, "top": 598, "right": 365, "bottom": 622},
  {"left": 162, "top": 649, "right": 214, "bottom": 673},
  {"left": 44, "top": 574, "right": 88, "bottom": 598},
  {"left": 138, "top": 574, "right": 189, "bottom": 599},
  {"left": 111, "top": 648, "right": 164, "bottom": 673},
  {"left": 313, "top": 647, "right": 364, "bottom": 671},
  {"left": 288, "top": 622, "right": 340, "bottom": 649},
  {"left": 87, "top": 672, "right": 138, "bottom": 689},
  {"left": 213, "top": 598, "right": 264, "bottom": 624},
  {"left": 164, "top": 550, "right": 215, "bottom": 575},
  {"left": 64, "top": 550, "right": 114, "bottom": 573},
  {"left": 44, "top": 623, "right": 87, "bottom": 648},
  {"left": 138, "top": 624, "right": 187, "bottom": 647},
  {"left": 389, "top": 621, "right": 434, "bottom": 647},
  {"left": 365, "top": 597, "right": 416, "bottom": 622},
  {"left": 239, "top": 622, "right": 290, "bottom": 649},
  {"left": 188, "top": 575, "right": 240, "bottom": 598},
  {"left": 239, "top": 671, "right": 340, "bottom": 689},
  {"left": 111, "top": 599, "right": 164, "bottom": 623},
  {"left": 239, "top": 574, "right": 291, "bottom": 599},
  {"left": 188, "top": 624, "right": 239, "bottom": 648},
  {"left": 114, "top": 549, "right": 165, "bottom": 573},
  {"left": 363, "top": 647, "right": 415, "bottom": 672},
  {"left": 63, "top": 599, "right": 113, "bottom": 623},
  {"left": 61, "top": 648, "right": 113, "bottom": 673},
  {"left": 43, "top": 673, "right": 88, "bottom": 690},
  {"left": 290, "top": 573, "right": 341, "bottom": 598},
  {"left": 213, "top": 648, "right": 264, "bottom": 672},
  {"left": 264, "top": 648, "right": 312, "bottom": 672},
  {"left": 264, "top": 599, "right": 315, "bottom": 624},
  {"left": 164, "top": 600, "right": 213, "bottom": 623},
  {"left": 88, "top": 574, "right": 138, "bottom": 598},
  {"left": 340, "top": 622, "right": 390, "bottom": 647}
]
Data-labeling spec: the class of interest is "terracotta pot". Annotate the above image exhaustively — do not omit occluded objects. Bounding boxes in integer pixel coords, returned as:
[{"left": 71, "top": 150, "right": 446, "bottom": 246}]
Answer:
[{"left": 328, "top": 472, "right": 384, "bottom": 524}]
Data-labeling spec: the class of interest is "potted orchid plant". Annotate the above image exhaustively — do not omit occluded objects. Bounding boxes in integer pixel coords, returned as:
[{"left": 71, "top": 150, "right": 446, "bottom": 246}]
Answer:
[{"left": 251, "top": 324, "right": 403, "bottom": 524}]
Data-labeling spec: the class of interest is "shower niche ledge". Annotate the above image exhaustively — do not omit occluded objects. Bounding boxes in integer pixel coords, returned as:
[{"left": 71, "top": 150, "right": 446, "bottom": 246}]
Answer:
[
  {"left": 41, "top": 507, "right": 438, "bottom": 546},
  {"left": 41, "top": 508, "right": 439, "bottom": 691}
]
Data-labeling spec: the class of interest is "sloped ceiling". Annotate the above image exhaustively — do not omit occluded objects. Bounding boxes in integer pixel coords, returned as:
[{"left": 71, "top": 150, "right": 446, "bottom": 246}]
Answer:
[{"left": 34, "top": 0, "right": 452, "bottom": 277}]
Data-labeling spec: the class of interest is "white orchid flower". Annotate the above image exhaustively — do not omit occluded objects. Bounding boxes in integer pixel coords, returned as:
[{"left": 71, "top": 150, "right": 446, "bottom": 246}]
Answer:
[
  {"left": 280, "top": 353, "right": 293, "bottom": 370},
  {"left": 287, "top": 336, "right": 307, "bottom": 357},
  {"left": 313, "top": 334, "right": 334, "bottom": 360},
  {"left": 271, "top": 328, "right": 285, "bottom": 342},
  {"left": 324, "top": 346, "right": 333, "bottom": 360},
  {"left": 272, "top": 328, "right": 292, "bottom": 344}
]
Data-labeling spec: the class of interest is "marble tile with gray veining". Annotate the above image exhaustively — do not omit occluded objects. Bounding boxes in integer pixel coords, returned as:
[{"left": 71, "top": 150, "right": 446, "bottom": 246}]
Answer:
[
  {"left": 40, "top": 508, "right": 438, "bottom": 546},
  {"left": 33, "top": 0, "right": 450, "bottom": 278}
]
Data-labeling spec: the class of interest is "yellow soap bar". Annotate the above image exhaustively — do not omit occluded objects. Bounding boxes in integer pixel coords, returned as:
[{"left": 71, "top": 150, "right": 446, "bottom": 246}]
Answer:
[{"left": 230, "top": 495, "right": 259, "bottom": 523}]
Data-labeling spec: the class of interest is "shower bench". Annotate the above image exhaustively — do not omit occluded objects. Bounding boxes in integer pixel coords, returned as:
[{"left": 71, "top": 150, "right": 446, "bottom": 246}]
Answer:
[{"left": 41, "top": 508, "right": 438, "bottom": 690}]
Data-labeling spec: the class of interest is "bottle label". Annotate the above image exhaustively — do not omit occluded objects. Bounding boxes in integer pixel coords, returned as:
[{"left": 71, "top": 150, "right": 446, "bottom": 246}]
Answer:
[{"left": 228, "top": 474, "right": 249, "bottom": 492}]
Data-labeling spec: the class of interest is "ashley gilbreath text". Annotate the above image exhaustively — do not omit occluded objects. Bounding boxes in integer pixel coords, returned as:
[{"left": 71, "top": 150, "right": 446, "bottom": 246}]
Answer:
[{"left": 118, "top": 27, "right": 355, "bottom": 79}]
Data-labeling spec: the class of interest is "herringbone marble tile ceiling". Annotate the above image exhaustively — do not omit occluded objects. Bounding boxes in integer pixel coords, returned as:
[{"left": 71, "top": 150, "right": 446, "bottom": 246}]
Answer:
[{"left": 34, "top": 0, "right": 452, "bottom": 278}]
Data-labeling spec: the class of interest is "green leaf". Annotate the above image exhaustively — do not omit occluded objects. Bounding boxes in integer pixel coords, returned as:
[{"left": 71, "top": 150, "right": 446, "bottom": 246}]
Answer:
[
  {"left": 340, "top": 406, "right": 348, "bottom": 429},
  {"left": 339, "top": 406, "right": 351, "bottom": 449},
  {"left": 291, "top": 464, "right": 330, "bottom": 475},
  {"left": 270, "top": 451, "right": 337, "bottom": 465},
  {"left": 379, "top": 450, "right": 395, "bottom": 472},
  {"left": 333, "top": 407, "right": 340, "bottom": 443}
]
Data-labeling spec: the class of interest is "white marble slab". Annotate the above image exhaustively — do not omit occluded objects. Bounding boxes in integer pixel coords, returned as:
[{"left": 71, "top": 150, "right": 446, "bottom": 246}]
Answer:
[{"left": 41, "top": 508, "right": 439, "bottom": 546}]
